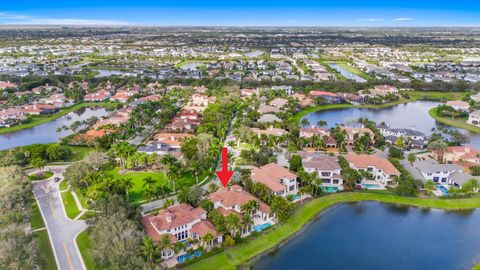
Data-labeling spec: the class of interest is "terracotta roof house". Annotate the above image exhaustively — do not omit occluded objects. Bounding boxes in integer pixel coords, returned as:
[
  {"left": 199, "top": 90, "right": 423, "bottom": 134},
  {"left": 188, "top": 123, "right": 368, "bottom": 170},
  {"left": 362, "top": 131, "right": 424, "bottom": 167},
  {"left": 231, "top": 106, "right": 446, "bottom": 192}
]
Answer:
[
  {"left": 341, "top": 127, "right": 375, "bottom": 146},
  {"left": 300, "top": 127, "right": 329, "bottom": 138},
  {"left": 257, "top": 114, "right": 282, "bottom": 123},
  {"left": 240, "top": 88, "right": 259, "bottom": 98},
  {"left": 250, "top": 127, "right": 288, "bottom": 137},
  {"left": 345, "top": 153, "right": 400, "bottom": 185},
  {"left": 366, "top": 85, "right": 399, "bottom": 96},
  {"left": 269, "top": 98, "right": 288, "bottom": 108},
  {"left": 0, "top": 81, "right": 17, "bottom": 90},
  {"left": 258, "top": 105, "right": 280, "bottom": 114},
  {"left": 153, "top": 133, "right": 193, "bottom": 149},
  {"left": 142, "top": 204, "right": 222, "bottom": 261},
  {"left": 208, "top": 185, "right": 274, "bottom": 236},
  {"left": 309, "top": 90, "right": 344, "bottom": 104},
  {"left": 446, "top": 100, "right": 470, "bottom": 112},
  {"left": 251, "top": 163, "right": 298, "bottom": 197},
  {"left": 84, "top": 90, "right": 111, "bottom": 102}
]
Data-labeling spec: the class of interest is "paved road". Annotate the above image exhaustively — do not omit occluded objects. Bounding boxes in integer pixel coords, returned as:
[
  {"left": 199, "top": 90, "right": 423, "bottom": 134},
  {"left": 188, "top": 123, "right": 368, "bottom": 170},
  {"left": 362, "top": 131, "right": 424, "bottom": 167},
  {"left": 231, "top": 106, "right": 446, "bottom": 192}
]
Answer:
[{"left": 32, "top": 166, "right": 87, "bottom": 270}]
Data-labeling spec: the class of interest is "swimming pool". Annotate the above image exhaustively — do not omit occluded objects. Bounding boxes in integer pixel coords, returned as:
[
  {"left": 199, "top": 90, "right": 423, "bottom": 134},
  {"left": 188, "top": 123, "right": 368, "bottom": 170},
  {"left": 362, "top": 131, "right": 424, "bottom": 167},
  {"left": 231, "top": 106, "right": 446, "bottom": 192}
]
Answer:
[
  {"left": 321, "top": 186, "right": 339, "bottom": 193},
  {"left": 436, "top": 185, "right": 449, "bottom": 196},
  {"left": 253, "top": 223, "right": 272, "bottom": 232},
  {"left": 363, "top": 184, "right": 381, "bottom": 189},
  {"left": 176, "top": 250, "right": 202, "bottom": 263}
]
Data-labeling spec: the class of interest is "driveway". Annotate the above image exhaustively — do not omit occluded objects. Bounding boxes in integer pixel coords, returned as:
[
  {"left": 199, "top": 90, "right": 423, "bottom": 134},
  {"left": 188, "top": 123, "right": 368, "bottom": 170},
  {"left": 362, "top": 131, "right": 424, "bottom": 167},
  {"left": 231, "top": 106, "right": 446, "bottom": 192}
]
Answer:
[{"left": 32, "top": 166, "right": 87, "bottom": 270}]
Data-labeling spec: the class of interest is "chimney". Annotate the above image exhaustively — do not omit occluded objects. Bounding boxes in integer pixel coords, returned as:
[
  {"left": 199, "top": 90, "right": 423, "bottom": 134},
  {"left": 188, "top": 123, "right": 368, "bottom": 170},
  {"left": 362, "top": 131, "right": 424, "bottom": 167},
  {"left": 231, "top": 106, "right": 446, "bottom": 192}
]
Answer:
[{"left": 166, "top": 214, "right": 173, "bottom": 223}]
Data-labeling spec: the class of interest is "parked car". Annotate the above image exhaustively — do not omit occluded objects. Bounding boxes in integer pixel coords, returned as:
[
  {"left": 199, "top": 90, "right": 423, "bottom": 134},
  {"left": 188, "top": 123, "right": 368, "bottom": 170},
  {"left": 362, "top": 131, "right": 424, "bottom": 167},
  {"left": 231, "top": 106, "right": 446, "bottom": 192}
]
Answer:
[{"left": 54, "top": 177, "right": 61, "bottom": 182}]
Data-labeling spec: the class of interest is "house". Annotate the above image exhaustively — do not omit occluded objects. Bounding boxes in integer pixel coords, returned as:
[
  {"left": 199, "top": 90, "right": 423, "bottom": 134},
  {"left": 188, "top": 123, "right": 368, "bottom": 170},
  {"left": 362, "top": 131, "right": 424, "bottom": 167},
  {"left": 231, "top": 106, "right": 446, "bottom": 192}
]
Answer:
[
  {"left": 250, "top": 127, "right": 288, "bottom": 137},
  {"left": 435, "top": 146, "right": 480, "bottom": 164},
  {"left": 142, "top": 204, "right": 222, "bottom": 261},
  {"left": 0, "top": 81, "right": 17, "bottom": 90},
  {"left": 208, "top": 185, "right": 274, "bottom": 235},
  {"left": 413, "top": 159, "right": 461, "bottom": 184},
  {"left": 449, "top": 171, "right": 480, "bottom": 188},
  {"left": 303, "top": 155, "right": 343, "bottom": 186},
  {"left": 269, "top": 98, "right": 288, "bottom": 108},
  {"left": 471, "top": 92, "right": 480, "bottom": 103},
  {"left": 467, "top": 110, "right": 480, "bottom": 127},
  {"left": 257, "top": 114, "right": 281, "bottom": 123},
  {"left": 378, "top": 126, "right": 428, "bottom": 148},
  {"left": 299, "top": 127, "right": 329, "bottom": 138},
  {"left": 240, "top": 88, "right": 259, "bottom": 98},
  {"left": 251, "top": 163, "right": 298, "bottom": 197},
  {"left": 258, "top": 105, "right": 280, "bottom": 114},
  {"left": 342, "top": 127, "right": 375, "bottom": 146},
  {"left": 151, "top": 133, "right": 193, "bottom": 151},
  {"left": 84, "top": 90, "right": 111, "bottom": 102},
  {"left": 345, "top": 153, "right": 401, "bottom": 185},
  {"left": 190, "top": 94, "right": 216, "bottom": 107},
  {"left": 309, "top": 90, "right": 344, "bottom": 104},
  {"left": 367, "top": 85, "right": 399, "bottom": 96},
  {"left": 446, "top": 100, "right": 470, "bottom": 112}
]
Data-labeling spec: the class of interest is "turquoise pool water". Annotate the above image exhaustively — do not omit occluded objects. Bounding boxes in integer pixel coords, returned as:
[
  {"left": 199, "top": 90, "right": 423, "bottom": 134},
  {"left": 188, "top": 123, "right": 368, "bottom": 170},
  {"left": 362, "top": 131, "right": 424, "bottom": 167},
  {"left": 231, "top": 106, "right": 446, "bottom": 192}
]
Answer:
[
  {"left": 253, "top": 223, "right": 272, "bottom": 232},
  {"left": 322, "top": 186, "right": 339, "bottom": 193},
  {"left": 363, "top": 184, "right": 381, "bottom": 189},
  {"left": 177, "top": 250, "right": 202, "bottom": 263},
  {"left": 436, "top": 185, "right": 449, "bottom": 196}
]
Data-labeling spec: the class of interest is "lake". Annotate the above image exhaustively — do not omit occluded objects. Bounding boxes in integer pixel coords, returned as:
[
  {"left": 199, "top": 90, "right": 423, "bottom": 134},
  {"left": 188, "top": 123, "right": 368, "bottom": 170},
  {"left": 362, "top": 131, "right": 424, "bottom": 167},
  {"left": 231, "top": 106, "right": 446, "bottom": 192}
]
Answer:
[
  {"left": 0, "top": 107, "right": 110, "bottom": 150},
  {"left": 328, "top": 63, "right": 367, "bottom": 83},
  {"left": 253, "top": 202, "right": 480, "bottom": 270},
  {"left": 302, "top": 100, "right": 480, "bottom": 148}
]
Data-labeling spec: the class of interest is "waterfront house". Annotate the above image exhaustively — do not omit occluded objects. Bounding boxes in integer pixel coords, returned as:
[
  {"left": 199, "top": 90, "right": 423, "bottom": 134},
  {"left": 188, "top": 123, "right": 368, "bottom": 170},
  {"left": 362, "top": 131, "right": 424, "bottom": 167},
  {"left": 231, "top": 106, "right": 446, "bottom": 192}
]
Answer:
[
  {"left": 467, "top": 110, "right": 480, "bottom": 127},
  {"left": 412, "top": 159, "right": 460, "bottom": 184},
  {"left": 303, "top": 154, "right": 343, "bottom": 186},
  {"left": 251, "top": 163, "right": 298, "bottom": 197},
  {"left": 250, "top": 127, "right": 288, "bottom": 138},
  {"left": 84, "top": 90, "right": 111, "bottom": 102},
  {"left": 309, "top": 90, "right": 344, "bottom": 104},
  {"left": 446, "top": 100, "right": 470, "bottom": 112},
  {"left": 341, "top": 127, "right": 375, "bottom": 146},
  {"left": 345, "top": 153, "right": 400, "bottom": 185},
  {"left": 299, "top": 127, "right": 329, "bottom": 139}
]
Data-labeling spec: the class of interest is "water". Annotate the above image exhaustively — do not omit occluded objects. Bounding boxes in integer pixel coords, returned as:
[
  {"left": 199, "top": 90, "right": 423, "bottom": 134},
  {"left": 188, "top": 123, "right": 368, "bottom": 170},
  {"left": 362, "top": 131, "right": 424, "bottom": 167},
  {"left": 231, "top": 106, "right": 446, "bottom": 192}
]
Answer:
[
  {"left": 253, "top": 202, "right": 480, "bottom": 270},
  {"left": 302, "top": 100, "right": 480, "bottom": 148},
  {"left": 328, "top": 63, "right": 367, "bottom": 82},
  {"left": 0, "top": 107, "right": 109, "bottom": 150}
]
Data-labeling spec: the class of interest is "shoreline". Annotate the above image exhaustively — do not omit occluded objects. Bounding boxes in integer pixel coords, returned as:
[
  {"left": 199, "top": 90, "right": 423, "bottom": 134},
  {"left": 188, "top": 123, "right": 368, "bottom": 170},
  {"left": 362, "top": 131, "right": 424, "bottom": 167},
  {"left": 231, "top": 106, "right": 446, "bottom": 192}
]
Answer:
[
  {"left": 182, "top": 192, "right": 480, "bottom": 270},
  {"left": 428, "top": 107, "right": 480, "bottom": 134},
  {"left": 0, "top": 102, "right": 118, "bottom": 134}
]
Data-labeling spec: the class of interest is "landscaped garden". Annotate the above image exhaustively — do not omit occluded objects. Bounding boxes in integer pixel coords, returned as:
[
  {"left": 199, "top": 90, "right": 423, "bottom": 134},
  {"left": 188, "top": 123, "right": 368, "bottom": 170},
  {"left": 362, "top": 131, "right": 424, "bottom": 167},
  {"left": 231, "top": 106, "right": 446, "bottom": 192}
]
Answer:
[{"left": 28, "top": 171, "right": 54, "bottom": 180}]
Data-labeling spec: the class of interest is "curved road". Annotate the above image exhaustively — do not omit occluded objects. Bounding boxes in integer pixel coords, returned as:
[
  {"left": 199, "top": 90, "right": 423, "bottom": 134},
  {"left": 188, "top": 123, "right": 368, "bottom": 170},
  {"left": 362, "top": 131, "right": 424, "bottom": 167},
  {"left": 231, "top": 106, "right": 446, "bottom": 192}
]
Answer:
[{"left": 32, "top": 166, "right": 87, "bottom": 270}]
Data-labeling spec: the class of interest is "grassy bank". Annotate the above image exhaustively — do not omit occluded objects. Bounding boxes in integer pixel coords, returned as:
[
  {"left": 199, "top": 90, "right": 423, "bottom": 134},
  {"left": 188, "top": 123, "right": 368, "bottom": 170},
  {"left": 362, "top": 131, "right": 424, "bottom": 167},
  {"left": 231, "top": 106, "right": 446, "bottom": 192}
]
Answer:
[
  {"left": 0, "top": 102, "right": 117, "bottom": 134},
  {"left": 183, "top": 192, "right": 480, "bottom": 270},
  {"left": 429, "top": 107, "right": 480, "bottom": 133},
  {"left": 28, "top": 171, "right": 54, "bottom": 181},
  {"left": 34, "top": 230, "right": 57, "bottom": 270},
  {"left": 61, "top": 191, "right": 81, "bottom": 219},
  {"left": 292, "top": 90, "right": 470, "bottom": 124},
  {"left": 76, "top": 230, "right": 102, "bottom": 270},
  {"left": 31, "top": 202, "right": 46, "bottom": 230}
]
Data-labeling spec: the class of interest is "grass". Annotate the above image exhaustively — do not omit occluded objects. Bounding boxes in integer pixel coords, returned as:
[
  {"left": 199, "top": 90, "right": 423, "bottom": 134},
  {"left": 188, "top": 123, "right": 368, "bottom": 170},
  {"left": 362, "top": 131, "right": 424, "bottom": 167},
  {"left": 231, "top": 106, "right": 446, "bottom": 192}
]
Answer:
[
  {"left": 28, "top": 171, "right": 54, "bottom": 180},
  {"left": 31, "top": 202, "right": 46, "bottom": 230},
  {"left": 67, "top": 146, "right": 98, "bottom": 161},
  {"left": 105, "top": 167, "right": 200, "bottom": 203},
  {"left": 61, "top": 191, "right": 82, "bottom": 219},
  {"left": 34, "top": 230, "right": 57, "bottom": 270},
  {"left": 183, "top": 192, "right": 480, "bottom": 270},
  {"left": 473, "top": 264, "right": 480, "bottom": 270},
  {"left": 76, "top": 230, "right": 102, "bottom": 270},
  {"left": 429, "top": 107, "right": 480, "bottom": 133},
  {"left": 0, "top": 102, "right": 117, "bottom": 134},
  {"left": 291, "top": 90, "right": 470, "bottom": 124},
  {"left": 59, "top": 180, "right": 68, "bottom": 191}
]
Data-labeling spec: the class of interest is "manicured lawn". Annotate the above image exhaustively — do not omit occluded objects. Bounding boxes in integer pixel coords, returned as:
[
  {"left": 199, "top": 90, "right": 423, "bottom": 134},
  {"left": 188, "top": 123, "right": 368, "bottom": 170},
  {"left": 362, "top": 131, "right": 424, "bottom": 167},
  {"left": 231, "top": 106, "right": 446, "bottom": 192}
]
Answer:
[
  {"left": 429, "top": 107, "right": 480, "bottom": 133},
  {"left": 105, "top": 168, "right": 200, "bottom": 203},
  {"left": 183, "top": 192, "right": 480, "bottom": 270},
  {"left": 34, "top": 230, "right": 57, "bottom": 270},
  {"left": 58, "top": 180, "right": 68, "bottom": 191},
  {"left": 67, "top": 146, "right": 98, "bottom": 161},
  {"left": 0, "top": 102, "right": 117, "bottom": 134},
  {"left": 28, "top": 171, "right": 54, "bottom": 181},
  {"left": 61, "top": 191, "right": 81, "bottom": 219},
  {"left": 31, "top": 202, "right": 45, "bottom": 230},
  {"left": 76, "top": 230, "right": 101, "bottom": 270},
  {"left": 473, "top": 264, "right": 480, "bottom": 270}
]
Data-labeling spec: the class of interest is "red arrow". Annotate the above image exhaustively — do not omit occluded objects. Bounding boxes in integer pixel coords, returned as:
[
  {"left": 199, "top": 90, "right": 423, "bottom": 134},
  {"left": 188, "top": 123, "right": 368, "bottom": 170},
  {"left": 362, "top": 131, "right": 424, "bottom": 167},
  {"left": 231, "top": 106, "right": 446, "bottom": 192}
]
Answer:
[{"left": 216, "top": 147, "right": 234, "bottom": 188}]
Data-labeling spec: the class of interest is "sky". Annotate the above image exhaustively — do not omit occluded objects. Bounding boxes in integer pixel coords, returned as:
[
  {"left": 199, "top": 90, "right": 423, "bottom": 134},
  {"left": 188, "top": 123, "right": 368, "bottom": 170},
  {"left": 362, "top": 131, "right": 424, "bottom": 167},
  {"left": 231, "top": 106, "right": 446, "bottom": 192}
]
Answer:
[{"left": 1, "top": 1, "right": 480, "bottom": 27}]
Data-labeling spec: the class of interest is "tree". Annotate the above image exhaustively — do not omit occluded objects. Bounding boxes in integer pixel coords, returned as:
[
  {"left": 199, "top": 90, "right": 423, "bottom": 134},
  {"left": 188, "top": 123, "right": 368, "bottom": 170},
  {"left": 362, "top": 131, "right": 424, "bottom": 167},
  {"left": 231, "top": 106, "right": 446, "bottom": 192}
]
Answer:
[
  {"left": 177, "top": 186, "right": 203, "bottom": 207},
  {"left": 388, "top": 147, "right": 404, "bottom": 159},
  {"left": 394, "top": 175, "right": 418, "bottom": 197},
  {"left": 64, "top": 162, "right": 92, "bottom": 189},
  {"left": 423, "top": 180, "right": 436, "bottom": 196},
  {"left": 288, "top": 155, "right": 303, "bottom": 172},
  {"left": 301, "top": 118, "right": 310, "bottom": 128},
  {"left": 461, "top": 179, "right": 479, "bottom": 196},
  {"left": 317, "top": 120, "right": 327, "bottom": 127},
  {"left": 139, "top": 237, "right": 162, "bottom": 269},
  {"left": 408, "top": 153, "right": 416, "bottom": 164},
  {"left": 29, "top": 157, "right": 46, "bottom": 175},
  {"left": 85, "top": 151, "right": 109, "bottom": 171},
  {"left": 225, "top": 214, "right": 241, "bottom": 237},
  {"left": 470, "top": 166, "right": 480, "bottom": 176},
  {"left": 270, "top": 196, "right": 295, "bottom": 222}
]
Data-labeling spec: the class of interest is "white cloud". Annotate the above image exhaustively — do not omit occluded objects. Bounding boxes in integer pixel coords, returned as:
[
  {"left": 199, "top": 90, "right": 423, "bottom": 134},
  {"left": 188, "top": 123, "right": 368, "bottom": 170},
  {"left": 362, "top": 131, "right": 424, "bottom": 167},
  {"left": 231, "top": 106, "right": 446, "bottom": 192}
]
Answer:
[
  {"left": 0, "top": 11, "right": 130, "bottom": 25},
  {"left": 393, "top": 18, "right": 413, "bottom": 21},
  {"left": 358, "top": 18, "right": 384, "bottom": 22}
]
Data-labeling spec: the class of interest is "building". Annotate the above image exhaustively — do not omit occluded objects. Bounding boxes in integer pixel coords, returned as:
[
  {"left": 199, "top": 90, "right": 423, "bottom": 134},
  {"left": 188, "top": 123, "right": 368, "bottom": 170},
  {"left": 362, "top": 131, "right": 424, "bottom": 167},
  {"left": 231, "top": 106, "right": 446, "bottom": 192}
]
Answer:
[
  {"left": 467, "top": 110, "right": 480, "bottom": 127},
  {"left": 299, "top": 127, "right": 329, "bottom": 138},
  {"left": 367, "top": 85, "right": 399, "bottom": 96},
  {"left": 208, "top": 185, "right": 274, "bottom": 235},
  {"left": 257, "top": 114, "right": 282, "bottom": 123},
  {"left": 413, "top": 159, "right": 460, "bottom": 184},
  {"left": 345, "top": 153, "right": 401, "bottom": 185},
  {"left": 250, "top": 127, "right": 287, "bottom": 137},
  {"left": 142, "top": 204, "right": 222, "bottom": 261},
  {"left": 342, "top": 127, "right": 375, "bottom": 146},
  {"left": 446, "top": 100, "right": 470, "bottom": 112},
  {"left": 0, "top": 81, "right": 17, "bottom": 90},
  {"left": 303, "top": 155, "right": 343, "bottom": 186},
  {"left": 309, "top": 90, "right": 344, "bottom": 104},
  {"left": 84, "top": 90, "right": 111, "bottom": 102},
  {"left": 251, "top": 163, "right": 298, "bottom": 197}
]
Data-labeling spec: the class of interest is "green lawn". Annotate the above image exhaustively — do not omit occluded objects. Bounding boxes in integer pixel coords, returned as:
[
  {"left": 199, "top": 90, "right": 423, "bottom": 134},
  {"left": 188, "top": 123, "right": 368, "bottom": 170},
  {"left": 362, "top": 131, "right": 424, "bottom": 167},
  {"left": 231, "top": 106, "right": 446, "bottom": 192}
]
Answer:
[
  {"left": 473, "top": 264, "right": 480, "bottom": 270},
  {"left": 76, "top": 230, "right": 102, "bottom": 270},
  {"left": 34, "top": 230, "right": 57, "bottom": 270},
  {"left": 183, "top": 192, "right": 480, "bottom": 270},
  {"left": 28, "top": 171, "right": 54, "bottom": 181},
  {"left": 429, "top": 107, "right": 480, "bottom": 133},
  {"left": 0, "top": 102, "right": 117, "bottom": 134},
  {"left": 105, "top": 168, "right": 200, "bottom": 203},
  {"left": 61, "top": 191, "right": 82, "bottom": 219},
  {"left": 67, "top": 146, "right": 98, "bottom": 161},
  {"left": 31, "top": 202, "right": 45, "bottom": 230},
  {"left": 59, "top": 180, "right": 68, "bottom": 191}
]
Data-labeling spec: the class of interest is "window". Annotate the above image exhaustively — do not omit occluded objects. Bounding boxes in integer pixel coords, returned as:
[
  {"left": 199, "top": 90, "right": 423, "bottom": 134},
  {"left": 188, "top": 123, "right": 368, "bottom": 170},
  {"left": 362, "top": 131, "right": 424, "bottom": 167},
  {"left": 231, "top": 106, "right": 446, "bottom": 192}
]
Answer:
[
  {"left": 433, "top": 177, "right": 439, "bottom": 182},
  {"left": 321, "top": 172, "right": 330, "bottom": 177}
]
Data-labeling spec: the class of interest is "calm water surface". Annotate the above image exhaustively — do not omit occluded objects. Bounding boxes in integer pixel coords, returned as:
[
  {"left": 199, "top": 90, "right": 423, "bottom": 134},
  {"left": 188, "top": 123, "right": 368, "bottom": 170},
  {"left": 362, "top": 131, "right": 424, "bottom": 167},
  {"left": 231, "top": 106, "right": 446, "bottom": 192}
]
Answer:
[
  {"left": 328, "top": 63, "right": 367, "bottom": 83},
  {"left": 253, "top": 202, "right": 480, "bottom": 270},
  {"left": 0, "top": 107, "right": 109, "bottom": 150},
  {"left": 303, "top": 100, "right": 480, "bottom": 148}
]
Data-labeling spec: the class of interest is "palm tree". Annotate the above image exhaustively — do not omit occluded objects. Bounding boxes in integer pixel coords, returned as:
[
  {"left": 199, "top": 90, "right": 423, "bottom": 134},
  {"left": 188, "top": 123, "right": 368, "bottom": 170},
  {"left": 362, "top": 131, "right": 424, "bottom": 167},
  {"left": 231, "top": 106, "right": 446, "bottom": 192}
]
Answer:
[
  {"left": 301, "top": 118, "right": 310, "bottom": 128},
  {"left": 167, "top": 164, "right": 181, "bottom": 192},
  {"left": 202, "top": 233, "right": 214, "bottom": 250},
  {"left": 423, "top": 180, "right": 436, "bottom": 196},
  {"left": 191, "top": 161, "right": 202, "bottom": 185},
  {"left": 316, "top": 120, "right": 327, "bottom": 127},
  {"left": 225, "top": 214, "right": 241, "bottom": 237},
  {"left": 139, "top": 237, "right": 162, "bottom": 269}
]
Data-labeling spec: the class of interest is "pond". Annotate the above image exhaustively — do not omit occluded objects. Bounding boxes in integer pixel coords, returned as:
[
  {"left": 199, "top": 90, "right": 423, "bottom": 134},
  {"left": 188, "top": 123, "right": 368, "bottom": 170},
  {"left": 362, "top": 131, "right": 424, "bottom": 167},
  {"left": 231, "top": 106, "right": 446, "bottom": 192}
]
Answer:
[
  {"left": 253, "top": 202, "right": 480, "bottom": 270},
  {"left": 0, "top": 107, "right": 110, "bottom": 150},
  {"left": 328, "top": 63, "right": 367, "bottom": 83},
  {"left": 302, "top": 100, "right": 480, "bottom": 148}
]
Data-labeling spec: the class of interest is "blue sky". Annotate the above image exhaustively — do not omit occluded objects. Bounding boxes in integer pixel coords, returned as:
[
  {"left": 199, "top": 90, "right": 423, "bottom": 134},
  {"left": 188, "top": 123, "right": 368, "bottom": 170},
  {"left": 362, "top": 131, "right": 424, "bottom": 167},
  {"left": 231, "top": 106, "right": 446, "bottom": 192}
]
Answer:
[{"left": 1, "top": 1, "right": 479, "bottom": 26}]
